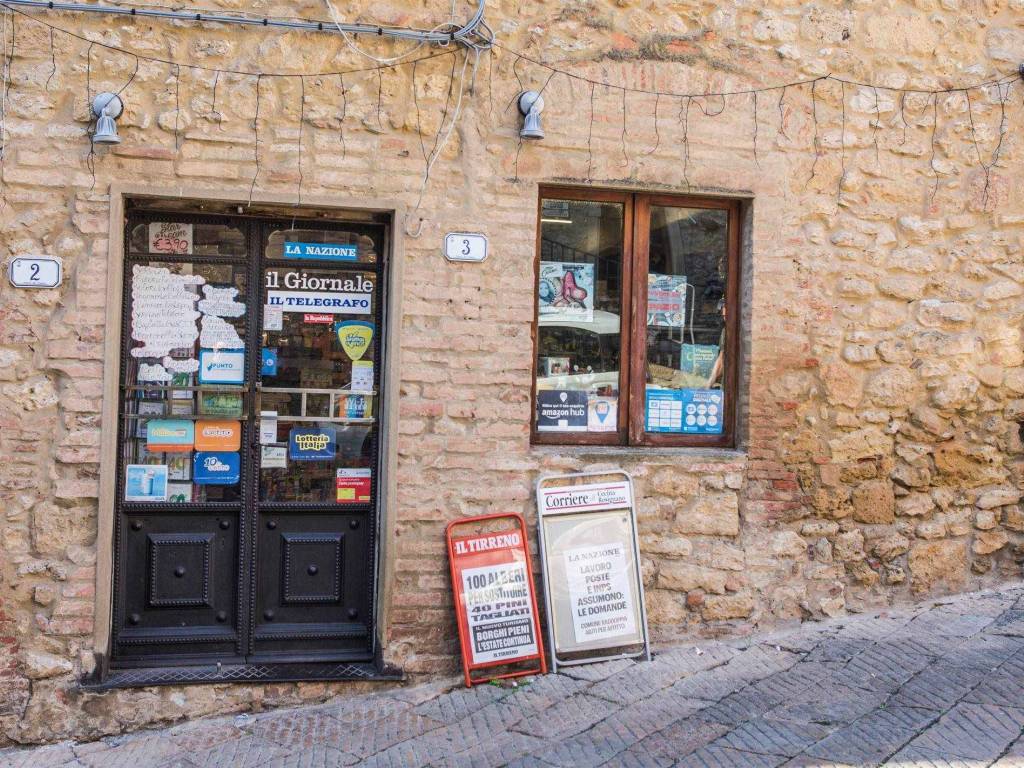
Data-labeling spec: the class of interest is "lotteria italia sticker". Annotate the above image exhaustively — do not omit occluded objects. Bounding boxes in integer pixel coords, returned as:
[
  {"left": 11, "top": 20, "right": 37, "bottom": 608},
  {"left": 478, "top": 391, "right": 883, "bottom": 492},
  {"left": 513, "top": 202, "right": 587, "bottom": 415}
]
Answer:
[{"left": 288, "top": 426, "right": 337, "bottom": 461}]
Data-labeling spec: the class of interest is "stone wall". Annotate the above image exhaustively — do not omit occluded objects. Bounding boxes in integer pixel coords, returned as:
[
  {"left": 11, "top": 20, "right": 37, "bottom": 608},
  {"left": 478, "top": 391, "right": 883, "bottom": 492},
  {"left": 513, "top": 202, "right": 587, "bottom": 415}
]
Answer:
[{"left": 1, "top": 0, "right": 1023, "bottom": 745}]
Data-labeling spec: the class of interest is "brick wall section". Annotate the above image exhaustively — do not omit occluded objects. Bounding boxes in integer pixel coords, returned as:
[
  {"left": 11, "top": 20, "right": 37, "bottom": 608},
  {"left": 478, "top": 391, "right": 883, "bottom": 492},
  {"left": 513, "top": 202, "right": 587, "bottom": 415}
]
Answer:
[{"left": 0, "top": 0, "right": 1023, "bottom": 745}]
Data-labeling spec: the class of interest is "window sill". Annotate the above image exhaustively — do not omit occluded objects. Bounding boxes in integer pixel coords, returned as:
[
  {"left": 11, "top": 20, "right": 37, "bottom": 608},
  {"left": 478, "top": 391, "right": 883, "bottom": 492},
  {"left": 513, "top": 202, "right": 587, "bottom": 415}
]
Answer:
[{"left": 530, "top": 444, "right": 747, "bottom": 462}]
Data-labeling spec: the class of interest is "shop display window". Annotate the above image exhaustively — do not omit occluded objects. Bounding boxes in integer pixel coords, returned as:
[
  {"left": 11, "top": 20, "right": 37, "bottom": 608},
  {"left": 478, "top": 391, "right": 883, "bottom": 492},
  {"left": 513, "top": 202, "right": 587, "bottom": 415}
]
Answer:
[{"left": 532, "top": 188, "right": 740, "bottom": 447}]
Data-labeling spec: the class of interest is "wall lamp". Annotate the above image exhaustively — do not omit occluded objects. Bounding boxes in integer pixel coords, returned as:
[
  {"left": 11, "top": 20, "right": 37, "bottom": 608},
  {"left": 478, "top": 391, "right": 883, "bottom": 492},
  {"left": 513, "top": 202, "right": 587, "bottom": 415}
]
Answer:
[
  {"left": 91, "top": 92, "right": 124, "bottom": 145},
  {"left": 517, "top": 90, "right": 545, "bottom": 140}
]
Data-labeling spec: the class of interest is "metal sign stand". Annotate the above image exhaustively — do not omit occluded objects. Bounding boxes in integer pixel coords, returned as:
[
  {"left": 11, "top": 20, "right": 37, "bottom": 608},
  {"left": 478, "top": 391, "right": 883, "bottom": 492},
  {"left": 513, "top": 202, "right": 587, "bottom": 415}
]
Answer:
[
  {"left": 445, "top": 513, "right": 547, "bottom": 687},
  {"left": 536, "top": 471, "right": 651, "bottom": 672}
]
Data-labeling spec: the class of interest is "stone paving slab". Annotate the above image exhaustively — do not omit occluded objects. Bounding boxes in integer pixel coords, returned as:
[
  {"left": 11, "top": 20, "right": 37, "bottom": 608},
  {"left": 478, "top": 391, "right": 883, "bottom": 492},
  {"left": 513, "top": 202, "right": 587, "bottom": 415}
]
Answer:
[{"left": 3, "top": 583, "right": 1024, "bottom": 768}]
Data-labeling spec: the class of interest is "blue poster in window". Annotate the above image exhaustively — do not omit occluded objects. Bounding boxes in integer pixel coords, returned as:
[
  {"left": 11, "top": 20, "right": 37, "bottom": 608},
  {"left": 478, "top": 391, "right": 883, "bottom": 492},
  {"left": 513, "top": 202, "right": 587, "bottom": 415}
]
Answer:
[
  {"left": 646, "top": 388, "right": 723, "bottom": 434},
  {"left": 680, "top": 344, "right": 719, "bottom": 379},
  {"left": 288, "top": 426, "right": 337, "bottom": 461},
  {"left": 284, "top": 242, "right": 358, "bottom": 261},
  {"left": 261, "top": 347, "right": 278, "bottom": 376},
  {"left": 193, "top": 451, "right": 240, "bottom": 484},
  {"left": 124, "top": 464, "right": 169, "bottom": 501}
]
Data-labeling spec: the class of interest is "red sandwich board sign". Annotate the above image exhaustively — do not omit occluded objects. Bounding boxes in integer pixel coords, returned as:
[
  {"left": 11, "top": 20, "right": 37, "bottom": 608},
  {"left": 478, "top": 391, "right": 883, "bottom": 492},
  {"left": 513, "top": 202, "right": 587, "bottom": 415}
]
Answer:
[{"left": 445, "top": 513, "right": 547, "bottom": 687}]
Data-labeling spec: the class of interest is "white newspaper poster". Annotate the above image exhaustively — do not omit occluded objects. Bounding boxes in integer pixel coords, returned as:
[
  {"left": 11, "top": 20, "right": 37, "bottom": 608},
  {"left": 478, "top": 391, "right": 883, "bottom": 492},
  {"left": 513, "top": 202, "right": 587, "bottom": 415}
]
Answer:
[
  {"left": 564, "top": 542, "right": 637, "bottom": 644},
  {"left": 130, "top": 265, "right": 203, "bottom": 358},
  {"left": 460, "top": 561, "right": 539, "bottom": 665}
]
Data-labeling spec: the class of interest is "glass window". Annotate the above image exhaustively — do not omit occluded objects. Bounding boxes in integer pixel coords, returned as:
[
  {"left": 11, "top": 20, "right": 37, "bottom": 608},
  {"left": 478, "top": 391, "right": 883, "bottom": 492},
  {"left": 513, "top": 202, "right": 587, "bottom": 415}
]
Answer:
[
  {"left": 259, "top": 264, "right": 378, "bottom": 503},
  {"left": 121, "top": 260, "right": 248, "bottom": 503},
  {"left": 533, "top": 190, "right": 738, "bottom": 447},
  {"left": 536, "top": 199, "right": 623, "bottom": 439},
  {"left": 129, "top": 221, "right": 246, "bottom": 257}
]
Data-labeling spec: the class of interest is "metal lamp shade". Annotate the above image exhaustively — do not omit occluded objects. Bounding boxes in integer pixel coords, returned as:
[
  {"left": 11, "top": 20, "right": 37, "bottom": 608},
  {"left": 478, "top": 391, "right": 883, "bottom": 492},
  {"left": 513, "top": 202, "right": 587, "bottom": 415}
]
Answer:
[{"left": 93, "top": 113, "right": 121, "bottom": 144}]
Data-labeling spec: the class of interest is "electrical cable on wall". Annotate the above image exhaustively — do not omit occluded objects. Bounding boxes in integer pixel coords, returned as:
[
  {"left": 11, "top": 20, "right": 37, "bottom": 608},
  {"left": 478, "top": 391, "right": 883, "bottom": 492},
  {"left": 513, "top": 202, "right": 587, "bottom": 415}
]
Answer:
[{"left": 0, "top": 0, "right": 1020, "bottom": 231}]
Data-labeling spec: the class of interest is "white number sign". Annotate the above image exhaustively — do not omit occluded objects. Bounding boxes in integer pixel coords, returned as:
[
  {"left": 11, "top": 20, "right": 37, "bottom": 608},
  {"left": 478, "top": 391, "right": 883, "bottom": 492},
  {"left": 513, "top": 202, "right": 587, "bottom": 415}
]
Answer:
[
  {"left": 9, "top": 257, "right": 62, "bottom": 288},
  {"left": 444, "top": 232, "right": 488, "bottom": 262}
]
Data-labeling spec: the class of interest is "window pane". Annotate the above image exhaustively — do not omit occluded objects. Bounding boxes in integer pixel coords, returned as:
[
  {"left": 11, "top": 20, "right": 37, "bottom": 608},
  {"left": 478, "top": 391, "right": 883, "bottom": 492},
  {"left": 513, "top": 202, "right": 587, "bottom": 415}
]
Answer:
[
  {"left": 536, "top": 199, "right": 622, "bottom": 435},
  {"left": 129, "top": 222, "right": 246, "bottom": 257},
  {"left": 644, "top": 207, "right": 728, "bottom": 436},
  {"left": 259, "top": 263, "right": 378, "bottom": 503},
  {"left": 122, "top": 260, "right": 248, "bottom": 503}
]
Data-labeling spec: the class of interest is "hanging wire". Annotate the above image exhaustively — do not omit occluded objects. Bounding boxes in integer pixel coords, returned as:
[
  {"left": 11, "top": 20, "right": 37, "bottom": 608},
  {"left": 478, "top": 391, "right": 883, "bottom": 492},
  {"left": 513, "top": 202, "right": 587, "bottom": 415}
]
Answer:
[
  {"left": 838, "top": 81, "right": 847, "bottom": 206},
  {"left": 680, "top": 95, "right": 692, "bottom": 190},
  {"left": 929, "top": 93, "right": 940, "bottom": 203},
  {"left": 964, "top": 88, "right": 991, "bottom": 207},
  {"left": 0, "top": 6, "right": 9, "bottom": 200},
  {"left": 248, "top": 73, "right": 262, "bottom": 205},
  {"left": 647, "top": 92, "right": 660, "bottom": 156},
  {"left": 2, "top": 0, "right": 1023, "bottom": 234},
  {"left": 491, "top": 42, "right": 1016, "bottom": 99},
  {"left": 172, "top": 62, "right": 180, "bottom": 150},
  {"left": 405, "top": 47, "right": 471, "bottom": 237},
  {"left": 337, "top": 71, "right": 347, "bottom": 160},
  {"left": 871, "top": 85, "right": 881, "bottom": 167},
  {"left": 989, "top": 81, "right": 1010, "bottom": 174},
  {"left": 411, "top": 59, "right": 426, "bottom": 166},
  {"left": 777, "top": 84, "right": 788, "bottom": 140},
  {"left": 375, "top": 67, "right": 383, "bottom": 132},
  {"left": 585, "top": 81, "right": 595, "bottom": 180},
  {"left": 296, "top": 75, "right": 305, "bottom": 206},
  {"left": 115, "top": 54, "right": 139, "bottom": 99},
  {"left": 45, "top": 25, "right": 55, "bottom": 89},
  {"left": 208, "top": 69, "right": 219, "bottom": 121},
  {"left": 899, "top": 91, "right": 908, "bottom": 146},
  {"left": 751, "top": 90, "right": 760, "bottom": 169},
  {"left": 620, "top": 86, "right": 628, "bottom": 168},
  {"left": 808, "top": 79, "right": 821, "bottom": 187}
]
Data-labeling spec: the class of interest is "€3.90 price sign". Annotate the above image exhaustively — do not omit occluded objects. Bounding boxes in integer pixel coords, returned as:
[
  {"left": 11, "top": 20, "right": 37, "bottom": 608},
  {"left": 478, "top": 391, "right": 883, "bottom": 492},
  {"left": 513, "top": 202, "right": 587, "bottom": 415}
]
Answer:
[{"left": 445, "top": 513, "right": 546, "bottom": 687}]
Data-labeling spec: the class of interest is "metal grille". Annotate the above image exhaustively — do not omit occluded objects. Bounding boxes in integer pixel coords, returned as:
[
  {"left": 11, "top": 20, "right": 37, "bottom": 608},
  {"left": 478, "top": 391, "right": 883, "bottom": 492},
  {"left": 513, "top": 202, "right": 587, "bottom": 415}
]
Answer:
[{"left": 85, "top": 661, "right": 402, "bottom": 691}]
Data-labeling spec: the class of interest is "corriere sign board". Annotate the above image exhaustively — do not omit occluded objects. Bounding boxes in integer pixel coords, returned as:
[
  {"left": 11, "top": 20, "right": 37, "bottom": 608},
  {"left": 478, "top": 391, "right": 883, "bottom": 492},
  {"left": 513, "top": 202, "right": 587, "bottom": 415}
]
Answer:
[
  {"left": 536, "top": 471, "right": 651, "bottom": 672},
  {"left": 445, "top": 513, "right": 546, "bottom": 687}
]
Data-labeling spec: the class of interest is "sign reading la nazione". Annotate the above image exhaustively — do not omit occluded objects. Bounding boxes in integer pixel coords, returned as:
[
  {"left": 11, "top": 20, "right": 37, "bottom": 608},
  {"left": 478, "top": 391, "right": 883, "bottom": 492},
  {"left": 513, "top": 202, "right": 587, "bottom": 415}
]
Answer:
[{"left": 284, "top": 241, "right": 358, "bottom": 261}]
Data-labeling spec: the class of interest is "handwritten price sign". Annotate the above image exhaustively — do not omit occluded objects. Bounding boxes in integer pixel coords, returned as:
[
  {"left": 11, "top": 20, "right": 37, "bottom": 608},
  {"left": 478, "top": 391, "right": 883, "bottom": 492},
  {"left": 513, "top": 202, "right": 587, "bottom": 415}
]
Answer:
[{"left": 148, "top": 222, "right": 193, "bottom": 255}]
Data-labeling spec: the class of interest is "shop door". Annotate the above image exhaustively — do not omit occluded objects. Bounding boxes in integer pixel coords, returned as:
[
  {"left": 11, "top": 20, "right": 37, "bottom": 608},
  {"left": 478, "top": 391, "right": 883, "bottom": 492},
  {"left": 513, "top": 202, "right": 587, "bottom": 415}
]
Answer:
[{"left": 110, "top": 211, "right": 387, "bottom": 677}]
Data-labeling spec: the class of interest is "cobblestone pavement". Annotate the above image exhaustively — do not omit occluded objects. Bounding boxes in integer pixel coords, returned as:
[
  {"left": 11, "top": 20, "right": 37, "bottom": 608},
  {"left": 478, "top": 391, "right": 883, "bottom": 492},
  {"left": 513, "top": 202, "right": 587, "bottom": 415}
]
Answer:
[{"left": 5, "top": 584, "right": 1024, "bottom": 768}]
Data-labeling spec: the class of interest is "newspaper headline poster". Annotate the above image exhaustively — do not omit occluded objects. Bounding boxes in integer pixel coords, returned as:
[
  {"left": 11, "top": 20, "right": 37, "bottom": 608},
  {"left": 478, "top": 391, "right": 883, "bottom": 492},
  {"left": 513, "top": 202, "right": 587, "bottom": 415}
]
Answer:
[
  {"left": 647, "top": 273, "right": 687, "bottom": 328},
  {"left": 538, "top": 261, "right": 594, "bottom": 322},
  {"left": 537, "top": 475, "right": 648, "bottom": 661},
  {"left": 448, "top": 526, "right": 542, "bottom": 669},
  {"left": 564, "top": 542, "right": 637, "bottom": 644}
]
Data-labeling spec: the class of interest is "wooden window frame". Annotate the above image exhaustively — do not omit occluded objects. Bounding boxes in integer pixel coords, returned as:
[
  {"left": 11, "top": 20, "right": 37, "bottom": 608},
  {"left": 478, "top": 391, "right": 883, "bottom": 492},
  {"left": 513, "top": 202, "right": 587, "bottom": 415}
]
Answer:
[{"left": 531, "top": 186, "right": 741, "bottom": 449}]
